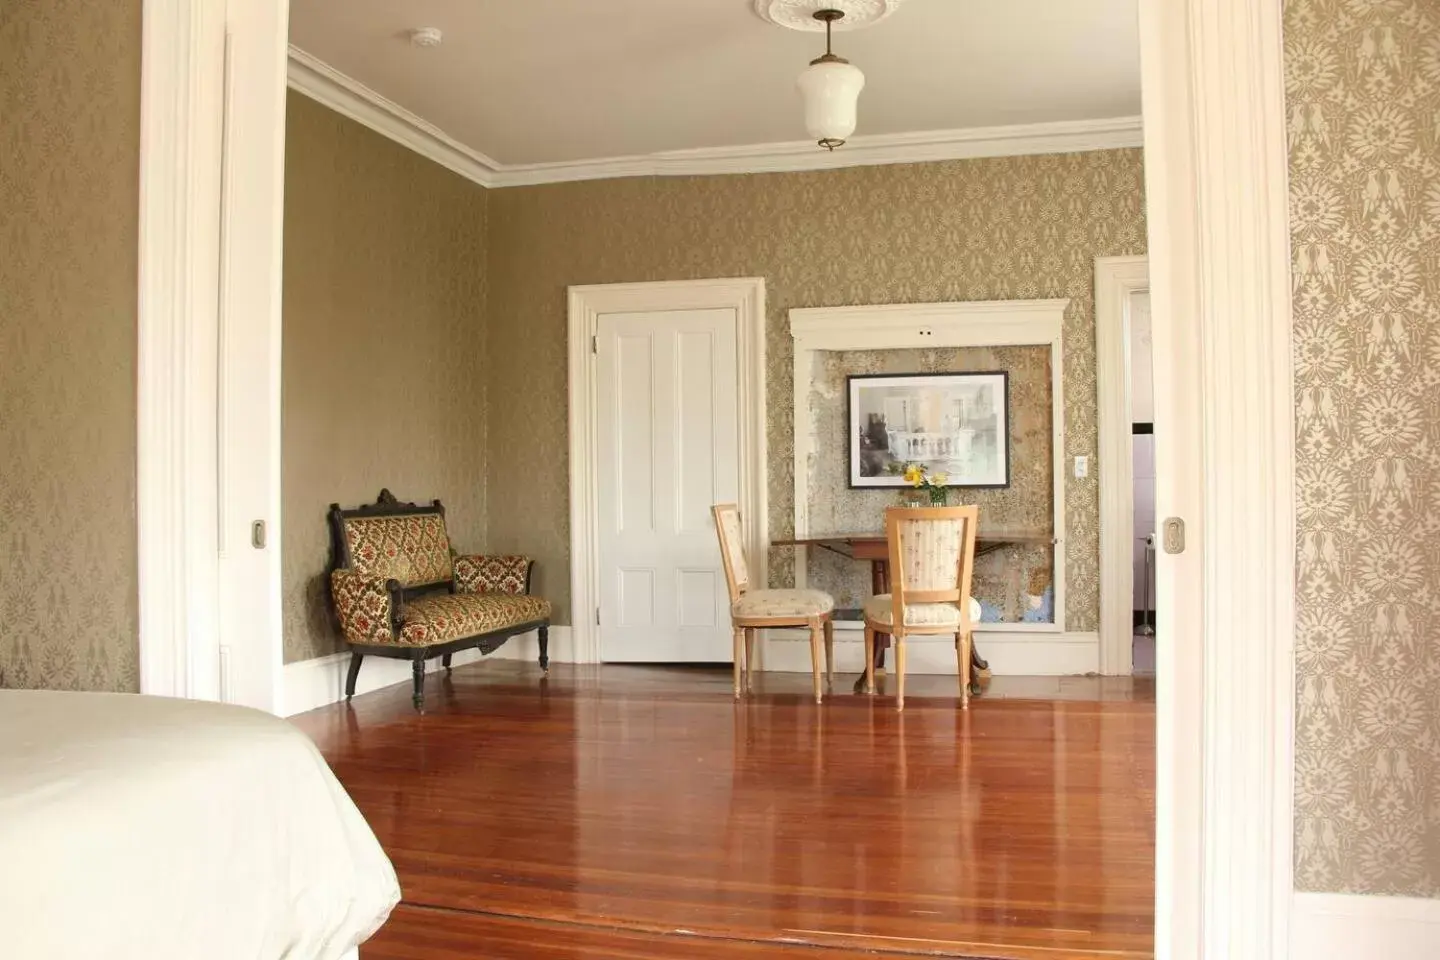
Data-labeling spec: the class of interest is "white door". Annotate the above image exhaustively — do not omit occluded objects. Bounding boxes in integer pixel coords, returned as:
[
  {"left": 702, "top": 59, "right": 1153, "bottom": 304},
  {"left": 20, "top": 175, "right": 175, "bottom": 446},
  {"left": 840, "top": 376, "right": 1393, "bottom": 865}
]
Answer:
[{"left": 596, "top": 308, "right": 739, "bottom": 662}]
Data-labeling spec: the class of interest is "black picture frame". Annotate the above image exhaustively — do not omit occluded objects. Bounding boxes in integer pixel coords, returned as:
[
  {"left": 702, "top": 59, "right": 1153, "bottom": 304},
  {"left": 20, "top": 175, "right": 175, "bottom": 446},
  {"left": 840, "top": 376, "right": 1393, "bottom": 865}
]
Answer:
[{"left": 846, "top": 370, "right": 1011, "bottom": 489}]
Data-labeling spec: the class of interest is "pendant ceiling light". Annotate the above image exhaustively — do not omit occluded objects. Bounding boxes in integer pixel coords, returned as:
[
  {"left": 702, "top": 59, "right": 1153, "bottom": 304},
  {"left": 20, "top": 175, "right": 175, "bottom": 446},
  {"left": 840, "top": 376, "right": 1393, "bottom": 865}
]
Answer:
[{"left": 796, "top": 9, "right": 865, "bottom": 150}]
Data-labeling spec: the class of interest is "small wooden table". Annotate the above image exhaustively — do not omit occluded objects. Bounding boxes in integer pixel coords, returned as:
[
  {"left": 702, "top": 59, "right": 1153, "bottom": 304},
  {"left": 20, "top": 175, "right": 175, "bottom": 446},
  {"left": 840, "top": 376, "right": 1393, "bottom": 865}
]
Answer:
[{"left": 771, "top": 531, "right": 1054, "bottom": 694}]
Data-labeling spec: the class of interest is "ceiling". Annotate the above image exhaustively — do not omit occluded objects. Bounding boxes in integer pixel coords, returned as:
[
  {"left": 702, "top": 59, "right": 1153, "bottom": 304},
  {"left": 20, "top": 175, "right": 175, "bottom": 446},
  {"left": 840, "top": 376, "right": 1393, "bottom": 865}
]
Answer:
[{"left": 288, "top": 0, "right": 1141, "bottom": 167}]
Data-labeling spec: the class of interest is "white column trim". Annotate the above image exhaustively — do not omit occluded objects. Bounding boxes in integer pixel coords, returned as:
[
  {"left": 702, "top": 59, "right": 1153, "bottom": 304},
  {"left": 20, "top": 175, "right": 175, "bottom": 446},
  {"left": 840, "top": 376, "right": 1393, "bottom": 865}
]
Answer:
[
  {"left": 786, "top": 299, "right": 1069, "bottom": 634},
  {"left": 567, "top": 279, "right": 767, "bottom": 663},
  {"left": 137, "top": 0, "right": 227, "bottom": 700},
  {"left": 1139, "top": 0, "right": 1297, "bottom": 957},
  {"left": 1094, "top": 256, "right": 1150, "bottom": 676}
]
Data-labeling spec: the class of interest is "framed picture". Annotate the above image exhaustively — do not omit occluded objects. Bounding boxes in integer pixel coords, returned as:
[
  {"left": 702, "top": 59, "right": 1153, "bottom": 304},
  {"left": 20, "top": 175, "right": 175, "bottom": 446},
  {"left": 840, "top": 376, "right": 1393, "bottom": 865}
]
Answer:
[{"left": 847, "top": 371, "right": 1010, "bottom": 488}]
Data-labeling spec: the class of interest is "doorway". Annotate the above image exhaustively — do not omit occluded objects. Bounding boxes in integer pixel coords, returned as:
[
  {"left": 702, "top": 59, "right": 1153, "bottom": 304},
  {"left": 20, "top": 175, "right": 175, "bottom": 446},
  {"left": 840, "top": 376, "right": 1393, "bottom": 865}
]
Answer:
[
  {"left": 1096, "top": 255, "right": 1152, "bottom": 679},
  {"left": 567, "top": 279, "right": 769, "bottom": 665},
  {"left": 138, "top": 0, "right": 1301, "bottom": 953},
  {"left": 595, "top": 306, "right": 740, "bottom": 662}
]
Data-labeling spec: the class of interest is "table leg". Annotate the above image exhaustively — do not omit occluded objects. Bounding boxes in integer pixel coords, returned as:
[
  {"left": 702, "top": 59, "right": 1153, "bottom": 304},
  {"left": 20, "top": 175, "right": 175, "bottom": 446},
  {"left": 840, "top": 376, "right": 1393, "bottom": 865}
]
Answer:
[{"left": 854, "top": 558, "right": 891, "bottom": 694}]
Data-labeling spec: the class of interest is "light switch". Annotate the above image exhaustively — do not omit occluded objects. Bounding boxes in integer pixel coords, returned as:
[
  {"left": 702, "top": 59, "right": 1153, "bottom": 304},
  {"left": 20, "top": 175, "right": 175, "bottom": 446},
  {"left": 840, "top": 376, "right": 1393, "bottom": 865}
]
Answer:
[{"left": 1074, "top": 455, "right": 1089, "bottom": 479}]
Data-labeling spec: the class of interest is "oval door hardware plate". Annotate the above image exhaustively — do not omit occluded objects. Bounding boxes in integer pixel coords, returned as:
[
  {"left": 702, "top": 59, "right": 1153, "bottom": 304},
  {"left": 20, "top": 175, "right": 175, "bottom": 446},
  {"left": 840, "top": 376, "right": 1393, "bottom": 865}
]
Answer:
[
  {"left": 1162, "top": 517, "right": 1185, "bottom": 554},
  {"left": 251, "top": 520, "right": 267, "bottom": 549}
]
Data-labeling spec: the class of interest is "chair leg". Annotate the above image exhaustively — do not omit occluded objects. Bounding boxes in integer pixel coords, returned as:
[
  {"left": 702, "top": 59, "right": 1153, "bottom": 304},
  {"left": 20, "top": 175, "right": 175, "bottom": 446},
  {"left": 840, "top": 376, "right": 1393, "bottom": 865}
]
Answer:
[
  {"left": 863, "top": 624, "right": 876, "bottom": 694},
  {"left": 733, "top": 625, "right": 745, "bottom": 699},
  {"left": 538, "top": 622, "right": 551, "bottom": 674},
  {"left": 411, "top": 653, "right": 426, "bottom": 712},
  {"left": 823, "top": 618, "right": 834, "bottom": 685},
  {"left": 344, "top": 651, "right": 363, "bottom": 700},
  {"left": 895, "top": 637, "right": 907, "bottom": 712},
  {"left": 442, "top": 652, "right": 453, "bottom": 673},
  {"left": 961, "top": 631, "right": 972, "bottom": 710},
  {"left": 744, "top": 628, "right": 757, "bottom": 693},
  {"left": 808, "top": 620, "right": 824, "bottom": 704}
]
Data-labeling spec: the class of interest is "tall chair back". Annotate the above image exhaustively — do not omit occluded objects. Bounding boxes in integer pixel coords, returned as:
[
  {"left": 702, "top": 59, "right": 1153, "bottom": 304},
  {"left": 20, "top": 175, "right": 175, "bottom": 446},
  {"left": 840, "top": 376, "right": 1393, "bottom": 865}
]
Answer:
[
  {"left": 711, "top": 503, "right": 750, "bottom": 604},
  {"left": 885, "top": 505, "right": 979, "bottom": 634}
]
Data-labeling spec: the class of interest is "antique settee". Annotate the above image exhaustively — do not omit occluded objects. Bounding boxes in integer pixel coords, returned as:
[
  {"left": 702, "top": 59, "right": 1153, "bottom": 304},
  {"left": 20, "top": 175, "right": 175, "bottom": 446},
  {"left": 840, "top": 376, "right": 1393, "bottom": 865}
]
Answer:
[{"left": 327, "top": 489, "right": 551, "bottom": 710}]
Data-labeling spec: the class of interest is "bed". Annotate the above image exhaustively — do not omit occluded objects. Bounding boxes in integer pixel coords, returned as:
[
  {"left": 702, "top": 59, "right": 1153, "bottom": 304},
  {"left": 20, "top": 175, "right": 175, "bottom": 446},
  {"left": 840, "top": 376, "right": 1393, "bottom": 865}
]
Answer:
[{"left": 0, "top": 690, "right": 400, "bottom": 959}]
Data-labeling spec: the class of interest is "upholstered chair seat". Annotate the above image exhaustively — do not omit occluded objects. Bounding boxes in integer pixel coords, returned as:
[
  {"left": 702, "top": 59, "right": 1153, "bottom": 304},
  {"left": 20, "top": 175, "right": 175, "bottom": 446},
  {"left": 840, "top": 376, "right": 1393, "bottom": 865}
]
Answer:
[
  {"left": 733, "top": 589, "right": 835, "bottom": 619},
  {"left": 862, "top": 595, "right": 982, "bottom": 628}
]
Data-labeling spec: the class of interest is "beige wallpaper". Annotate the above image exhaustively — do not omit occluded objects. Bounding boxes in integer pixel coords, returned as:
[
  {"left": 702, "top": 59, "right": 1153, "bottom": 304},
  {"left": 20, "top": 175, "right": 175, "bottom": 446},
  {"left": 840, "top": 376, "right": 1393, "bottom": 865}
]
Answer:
[
  {"left": 1287, "top": 0, "right": 1440, "bottom": 896},
  {"left": 0, "top": 0, "right": 141, "bottom": 691},
  {"left": 487, "top": 151, "right": 1147, "bottom": 626},
  {"left": 804, "top": 346, "right": 1055, "bottom": 620},
  {"left": 281, "top": 93, "right": 491, "bottom": 663}
]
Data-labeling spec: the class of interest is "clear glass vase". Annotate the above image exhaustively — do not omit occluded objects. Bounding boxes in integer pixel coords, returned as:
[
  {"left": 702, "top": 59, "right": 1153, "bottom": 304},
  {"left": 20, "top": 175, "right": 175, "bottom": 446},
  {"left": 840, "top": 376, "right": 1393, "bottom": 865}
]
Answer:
[{"left": 927, "top": 487, "right": 948, "bottom": 507}]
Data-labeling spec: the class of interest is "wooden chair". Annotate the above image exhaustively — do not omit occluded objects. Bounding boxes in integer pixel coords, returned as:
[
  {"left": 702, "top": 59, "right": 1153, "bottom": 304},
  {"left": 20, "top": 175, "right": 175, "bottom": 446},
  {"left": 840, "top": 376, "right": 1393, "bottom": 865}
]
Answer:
[
  {"left": 862, "top": 506, "right": 980, "bottom": 711},
  {"left": 712, "top": 503, "right": 835, "bottom": 703}
]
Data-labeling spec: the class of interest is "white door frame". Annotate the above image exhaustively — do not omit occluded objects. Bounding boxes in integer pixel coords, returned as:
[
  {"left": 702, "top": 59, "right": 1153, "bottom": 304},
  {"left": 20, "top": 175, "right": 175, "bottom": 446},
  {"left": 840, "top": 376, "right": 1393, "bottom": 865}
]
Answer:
[
  {"left": 138, "top": 0, "right": 1300, "bottom": 951},
  {"left": 568, "top": 279, "right": 767, "bottom": 664},
  {"left": 137, "top": 0, "right": 289, "bottom": 708},
  {"left": 137, "top": 0, "right": 226, "bottom": 700},
  {"left": 1141, "top": 0, "right": 1296, "bottom": 957},
  {"left": 1095, "top": 256, "right": 1150, "bottom": 677}
]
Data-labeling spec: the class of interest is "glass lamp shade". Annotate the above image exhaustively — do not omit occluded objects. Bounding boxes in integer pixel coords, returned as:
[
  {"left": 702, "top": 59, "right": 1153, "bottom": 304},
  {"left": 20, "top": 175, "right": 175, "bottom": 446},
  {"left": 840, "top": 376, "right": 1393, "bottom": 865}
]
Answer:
[{"left": 796, "top": 58, "right": 865, "bottom": 145}]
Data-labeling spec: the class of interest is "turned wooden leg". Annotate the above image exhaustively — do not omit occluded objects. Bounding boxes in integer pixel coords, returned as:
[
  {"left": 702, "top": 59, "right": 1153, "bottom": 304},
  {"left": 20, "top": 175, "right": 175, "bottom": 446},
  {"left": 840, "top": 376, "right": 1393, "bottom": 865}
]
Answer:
[
  {"left": 961, "top": 631, "right": 972, "bottom": 710},
  {"left": 411, "top": 653, "right": 426, "bottom": 712},
  {"left": 895, "top": 637, "right": 907, "bottom": 712},
  {"left": 863, "top": 624, "right": 876, "bottom": 694},
  {"left": 744, "top": 628, "right": 757, "bottom": 693},
  {"left": 823, "top": 617, "right": 834, "bottom": 685},
  {"left": 537, "top": 622, "right": 550, "bottom": 674},
  {"left": 344, "top": 651, "right": 363, "bottom": 700},
  {"left": 808, "top": 620, "right": 824, "bottom": 704},
  {"left": 442, "top": 652, "right": 453, "bottom": 673},
  {"left": 733, "top": 625, "right": 745, "bottom": 698}
]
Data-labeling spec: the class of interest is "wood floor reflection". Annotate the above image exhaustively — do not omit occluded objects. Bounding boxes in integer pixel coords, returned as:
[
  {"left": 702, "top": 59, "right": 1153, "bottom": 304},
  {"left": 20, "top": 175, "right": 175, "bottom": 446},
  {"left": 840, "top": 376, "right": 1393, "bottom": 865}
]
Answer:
[{"left": 294, "top": 663, "right": 1155, "bottom": 959}]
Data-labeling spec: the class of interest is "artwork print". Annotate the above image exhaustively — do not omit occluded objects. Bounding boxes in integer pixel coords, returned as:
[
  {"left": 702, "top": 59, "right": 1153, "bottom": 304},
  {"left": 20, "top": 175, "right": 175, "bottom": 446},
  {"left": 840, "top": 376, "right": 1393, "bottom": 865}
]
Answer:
[{"left": 848, "top": 371, "right": 1010, "bottom": 488}]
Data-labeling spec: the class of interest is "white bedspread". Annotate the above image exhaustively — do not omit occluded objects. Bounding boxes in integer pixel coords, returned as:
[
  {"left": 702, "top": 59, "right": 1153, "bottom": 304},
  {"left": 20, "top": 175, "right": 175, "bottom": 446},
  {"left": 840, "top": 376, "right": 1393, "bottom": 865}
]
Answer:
[{"left": 0, "top": 691, "right": 399, "bottom": 959}]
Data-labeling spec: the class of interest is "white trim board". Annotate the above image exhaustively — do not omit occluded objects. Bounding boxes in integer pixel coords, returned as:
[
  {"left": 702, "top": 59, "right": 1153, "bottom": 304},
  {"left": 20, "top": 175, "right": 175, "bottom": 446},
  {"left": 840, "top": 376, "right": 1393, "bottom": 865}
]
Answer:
[
  {"left": 787, "top": 299, "right": 1069, "bottom": 634},
  {"left": 1139, "top": 0, "right": 1298, "bottom": 956},
  {"left": 1094, "top": 256, "right": 1150, "bottom": 676},
  {"left": 282, "top": 627, "right": 570, "bottom": 717},
  {"left": 1290, "top": 893, "right": 1440, "bottom": 960},
  {"left": 764, "top": 630, "right": 1099, "bottom": 677},
  {"left": 567, "top": 279, "right": 768, "bottom": 665},
  {"left": 138, "top": 0, "right": 227, "bottom": 701},
  {"left": 282, "top": 647, "right": 486, "bottom": 717},
  {"left": 285, "top": 45, "right": 1142, "bottom": 189}
]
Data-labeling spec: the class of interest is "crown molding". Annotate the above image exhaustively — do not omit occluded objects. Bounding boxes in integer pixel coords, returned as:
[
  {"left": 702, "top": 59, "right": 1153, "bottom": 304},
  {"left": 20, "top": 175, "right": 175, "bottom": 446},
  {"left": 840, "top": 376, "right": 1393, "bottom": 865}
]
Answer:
[
  {"left": 285, "top": 45, "right": 1143, "bottom": 190},
  {"left": 286, "top": 45, "right": 502, "bottom": 187}
]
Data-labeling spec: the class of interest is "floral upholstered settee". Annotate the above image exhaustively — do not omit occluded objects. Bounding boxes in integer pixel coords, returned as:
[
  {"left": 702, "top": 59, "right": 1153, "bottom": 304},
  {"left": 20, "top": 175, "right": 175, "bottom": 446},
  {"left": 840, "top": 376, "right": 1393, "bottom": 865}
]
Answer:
[{"left": 327, "top": 489, "right": 551, "bottom": 710}]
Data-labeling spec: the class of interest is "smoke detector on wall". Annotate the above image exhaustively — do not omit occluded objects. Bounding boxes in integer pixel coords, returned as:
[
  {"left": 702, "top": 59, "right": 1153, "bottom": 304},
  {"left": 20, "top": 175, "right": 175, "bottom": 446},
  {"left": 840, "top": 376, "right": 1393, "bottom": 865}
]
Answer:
[{"left": 409, "top": 27, "right": 444, "bottom": 48}]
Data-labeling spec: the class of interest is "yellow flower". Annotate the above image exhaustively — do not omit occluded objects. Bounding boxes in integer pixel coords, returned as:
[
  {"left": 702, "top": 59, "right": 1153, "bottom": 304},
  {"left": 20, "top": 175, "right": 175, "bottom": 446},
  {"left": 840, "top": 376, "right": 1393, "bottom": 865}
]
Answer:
[
  {"left": 931, "top": 472, "right": 948, "bottom": 486},
  {"left": 903, "top": 464, "right": 922, "bottom": 485}
]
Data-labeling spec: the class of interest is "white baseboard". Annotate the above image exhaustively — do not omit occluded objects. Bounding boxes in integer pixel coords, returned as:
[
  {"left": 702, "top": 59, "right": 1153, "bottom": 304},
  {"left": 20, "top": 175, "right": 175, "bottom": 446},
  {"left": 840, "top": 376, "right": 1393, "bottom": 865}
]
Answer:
[
  {"left": 282, "top": 646, "right": 487, "bottom": 716},
  {"left": 1291, "top": 892, "right": 1440, "bottom": 959},
  {"left": 759, "top": 630, "right": 1099, "bottom": 676}
]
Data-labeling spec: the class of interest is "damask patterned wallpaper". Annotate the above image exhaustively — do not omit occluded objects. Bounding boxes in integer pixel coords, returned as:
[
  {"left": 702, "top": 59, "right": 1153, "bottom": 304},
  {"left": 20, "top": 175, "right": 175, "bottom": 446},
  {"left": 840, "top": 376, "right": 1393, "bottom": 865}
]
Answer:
[
  {"left": 804, "top": 346, "right": 1055, "bottom": 619},
  {"left": 486, "top": 150, "right": 1147, "bottom": 626},
  {"left": 1287, "top": 0, "right": 1440, "bottom": 896},
  {"left": 0, "top": 0, "right": 141, "bottom": 691},
  {"left": 281, "top": 94, "right": 491, "bottom": 663}
]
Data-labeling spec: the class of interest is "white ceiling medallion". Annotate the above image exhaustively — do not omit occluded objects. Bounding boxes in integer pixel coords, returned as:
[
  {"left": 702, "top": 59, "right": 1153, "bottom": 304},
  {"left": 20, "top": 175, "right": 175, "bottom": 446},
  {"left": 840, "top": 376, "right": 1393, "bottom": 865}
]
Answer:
[{"left": 753, "top": 0, "right": 904, "bottom": 31}]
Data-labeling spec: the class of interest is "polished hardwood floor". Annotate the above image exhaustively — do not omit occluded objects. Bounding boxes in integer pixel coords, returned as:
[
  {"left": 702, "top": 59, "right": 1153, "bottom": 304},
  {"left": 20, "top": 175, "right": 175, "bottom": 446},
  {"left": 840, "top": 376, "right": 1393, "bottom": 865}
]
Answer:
[{"left": 294, "top": 663, "right": 1156, "bottom": 959}]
